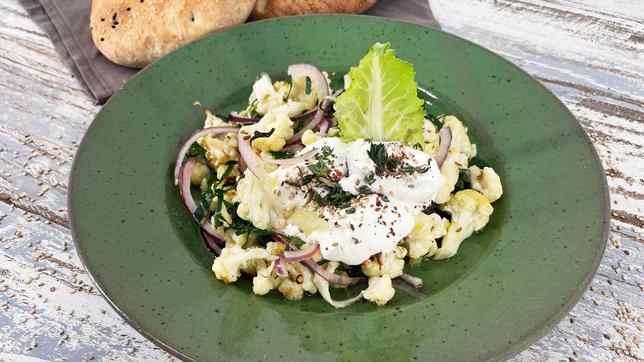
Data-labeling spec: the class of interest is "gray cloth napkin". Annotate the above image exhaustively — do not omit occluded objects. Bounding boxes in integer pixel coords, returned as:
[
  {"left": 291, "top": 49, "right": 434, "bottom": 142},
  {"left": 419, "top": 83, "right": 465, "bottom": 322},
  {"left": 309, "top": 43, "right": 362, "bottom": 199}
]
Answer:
[{"left": 18, "top": 0, "right": 439, "bottom": 104}]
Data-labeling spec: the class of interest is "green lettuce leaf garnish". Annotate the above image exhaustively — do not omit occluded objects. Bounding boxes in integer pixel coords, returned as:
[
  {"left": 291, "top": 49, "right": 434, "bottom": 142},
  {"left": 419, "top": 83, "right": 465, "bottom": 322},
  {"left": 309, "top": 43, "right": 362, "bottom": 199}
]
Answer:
[{"left": 334, "top": 43, "right": 425, "bottom": 144}]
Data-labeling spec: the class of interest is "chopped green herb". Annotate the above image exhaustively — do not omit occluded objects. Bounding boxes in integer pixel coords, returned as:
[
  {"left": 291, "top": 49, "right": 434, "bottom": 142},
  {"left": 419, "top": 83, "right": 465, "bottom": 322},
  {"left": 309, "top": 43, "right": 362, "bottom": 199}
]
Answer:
[
  {"left": 326, "top": 190, "right": 353, "bottom": 206},
  {"left": 211, "top": 189, "right": 225, "bottom": 228},
  {"left": 186, "top": 142, "right": 207, "bottom": 159},
  {"left": 269, "top": 150, "right": 295, "bottom": 159},
  {"left": 454, "top": 168, "right": 470, "bottom": 190},
  {"left": 386, "top": 157, "right": 400, "bottom": 170},
  {"left": 346, "top": 207, "right": 356, "bottom": 214},
  {"left": 309, "top": 186, "right": 353, "bottom": 208},
  {"left": 352, "top": 237, "right": 362, "bottom": 244},
  {"left": 301, "top": 174, "right": 315, "bottom": 185},
  {"left": 401, "top": 165, "right": 416, "bottom": 174},
  {"left": 290, "top": 236, "right": 306, "bottom": 249},
  {"left": 317, "top": 177, "right": 336, "bottom": 187},
  {"left": 364, "top": 172, "right": 376, "bottom": 185},
  {"left": 367, "top": 143, "right": 388, "bottom": 174},
  {"left": 380, "top": 195, "right": 390, "bottom": 202},
  {"left": 306, "top": 159, "right": 329, "bottom": 178},
  {"left": 358, "top": 185, "right": 372, "bottom": 194},
  {"left": 413, "top": 143, "right": 423, "bottom": 151},
  {"left": 248, "top": 100, "right": 261, "bottom": 118},
  {"left": 320, "top": 146, "right": 334, "bottom": 158},
  {"left": 416, "top": 165, "right": 430, "bottom": 174},
  {"left": 310, "top": 189, "right": 324, "bottom": 205},
  {"left": 192, "top": 191, "right": 212, "bottom": 223},
  {"left": 215, "top": 161, "right": 237, "bottom": 188},
  {"left": 227, "top": 203, "right": 271, "bottom": 236}
]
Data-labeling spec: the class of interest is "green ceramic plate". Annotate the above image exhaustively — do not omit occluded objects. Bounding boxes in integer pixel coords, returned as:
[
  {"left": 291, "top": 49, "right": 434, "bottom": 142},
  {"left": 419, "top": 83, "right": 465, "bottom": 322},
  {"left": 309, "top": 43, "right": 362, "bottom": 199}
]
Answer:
[{"left": 69, "top": 15, "right": 608, "bottom": 361}]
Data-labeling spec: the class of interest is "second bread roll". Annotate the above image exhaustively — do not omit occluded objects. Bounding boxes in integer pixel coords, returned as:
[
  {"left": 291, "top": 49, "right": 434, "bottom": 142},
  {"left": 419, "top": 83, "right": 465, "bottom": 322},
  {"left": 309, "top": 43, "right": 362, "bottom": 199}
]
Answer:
[{"left": 251, "top": 0, "right": 377, "bottom": 20}]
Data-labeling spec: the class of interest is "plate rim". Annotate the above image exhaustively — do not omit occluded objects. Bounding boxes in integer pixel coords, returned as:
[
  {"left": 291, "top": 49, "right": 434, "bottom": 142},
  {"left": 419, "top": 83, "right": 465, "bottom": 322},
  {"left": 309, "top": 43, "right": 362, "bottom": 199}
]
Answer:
[{"left": 68, "top": 14, "right": 610, "bottom": 361}]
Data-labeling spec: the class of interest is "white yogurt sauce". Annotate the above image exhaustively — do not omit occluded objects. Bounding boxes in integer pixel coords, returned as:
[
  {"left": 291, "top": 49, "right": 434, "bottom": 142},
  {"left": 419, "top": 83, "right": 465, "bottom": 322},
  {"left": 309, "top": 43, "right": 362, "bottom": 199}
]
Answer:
[{"left": 272, "top": 137, "right": 444, "bottom": 265}]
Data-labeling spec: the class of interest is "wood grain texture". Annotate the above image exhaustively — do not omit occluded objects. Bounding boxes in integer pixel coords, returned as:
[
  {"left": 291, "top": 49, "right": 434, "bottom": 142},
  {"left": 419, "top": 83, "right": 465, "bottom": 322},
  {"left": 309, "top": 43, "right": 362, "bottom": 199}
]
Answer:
[{"left": 0, "top": 0, "right": 642, "bottom": 360}]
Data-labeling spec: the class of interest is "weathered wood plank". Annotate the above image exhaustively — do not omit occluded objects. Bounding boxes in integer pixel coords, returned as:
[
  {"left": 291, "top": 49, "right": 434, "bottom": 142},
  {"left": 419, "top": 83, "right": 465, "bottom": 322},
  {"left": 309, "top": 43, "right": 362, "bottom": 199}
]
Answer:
[{"left": 0, "top": 203, "right": 167, "bottom": 360}]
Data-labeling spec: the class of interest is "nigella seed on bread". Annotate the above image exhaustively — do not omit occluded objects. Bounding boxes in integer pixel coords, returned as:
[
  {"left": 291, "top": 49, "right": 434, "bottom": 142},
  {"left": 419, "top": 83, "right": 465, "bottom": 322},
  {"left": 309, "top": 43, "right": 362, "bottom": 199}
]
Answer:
[
  {"left": 250, "top": 0, "right": 377, "bottom": 20},
  {"left": 90, "top": 0, "right": 255, "bottom": 68}
]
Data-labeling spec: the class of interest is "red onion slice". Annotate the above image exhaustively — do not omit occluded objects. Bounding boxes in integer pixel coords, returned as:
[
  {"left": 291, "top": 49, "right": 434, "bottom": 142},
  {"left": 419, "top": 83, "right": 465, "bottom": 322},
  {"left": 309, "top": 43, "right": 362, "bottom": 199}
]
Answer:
[
  {"left": 399, "top": 273, "right": 423, "bottom": 289},
  {"left": 179, "top": 157, "right": 200, "bottom": 213},
  {"left": 200, "top": 229, "right": 223, "bottom": 256},
  {"left": 287, "top": 106, "right": 325, "bottom": 144},
  {"left": 392, "top": 278, "right": 427, "bottom": 299},
  {"left": 435, "top": 127, "right": 452, "bottom": 168},
  {"left": 283, "top": 143, "right": 305, "bottom": 153},
  {"left": 313, "top": 272, "right": 363, "bottom": 308},
  {"left": 301, "top": 259, "right": 364, "bottom": 286},
  {"left": 173, "top": 126, "right": 239, "bottom": 185},
  {"left": 318, "top": 118, "right": 331, "bottom": 136},
  {"left": 290, "top": 108, "right": 317, "bottom": 122},
  {"left": 273, "top": 234, "right": 364, "bottom": 286},
  {"left": 275, "top": 258, "right": 288, "bottom": 278},
  {"left": 260, "top": 149, "right": 318, "bottom": 166},
  {"left": 287, "top": 63, "right": 330, "bottom": 100},
  {"left": 179, "top": 158, "right": 229, "bottom": 242},
  {"left": 236, "top": 131, "right": 266, "bottom": 179},
  {"left": 284, "top": 243, "right": 319, "bottom": 262},
  {"left": 228, "top": 112, "right": 260, "bottom": 124}
]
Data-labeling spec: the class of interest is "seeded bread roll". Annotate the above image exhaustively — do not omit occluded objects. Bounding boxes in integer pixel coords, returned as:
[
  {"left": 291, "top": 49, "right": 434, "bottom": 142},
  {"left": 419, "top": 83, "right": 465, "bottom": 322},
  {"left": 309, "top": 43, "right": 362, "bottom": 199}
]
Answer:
[
  {"left": 91, "top": 0, "right": 255, "bottom": 68},
  {"left": 250, "top": 0, "right": 377, "bottom": 20}
]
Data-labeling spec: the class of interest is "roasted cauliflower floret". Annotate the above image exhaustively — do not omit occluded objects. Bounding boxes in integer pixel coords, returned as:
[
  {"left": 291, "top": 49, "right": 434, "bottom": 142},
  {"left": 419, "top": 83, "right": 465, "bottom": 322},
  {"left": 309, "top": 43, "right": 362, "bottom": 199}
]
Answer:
[
  {"left": 444, "top": 116, "right": 477, "bottom": 159},
  {"left": 212, "top": 245, "right": 271, "bottom": 284},
  {"left": 433, "top": 189, "right": 493, "bottom": 260},
  {"left": 422, "top": 119, "right": 440, "bottom": 157},
  {"left": 468, "top": 166, "right": 503, "bottom": 202},
  {"left": 198, "top": 132, "right": 239, "bottom": 179},
  {"left": 212, "top": 224, "right": 250, "bottom": 247},
  {"left": 240, "top": 112, "right": 294, "bottom": 153},
  {"left": 278, "top": 279, "right": 304, "bottom": 301},
  {"left": 265, "top": 241, "right": 285, "bottom": 256},
  {"left": 361, "top": 246, "right": 407, "bottom": 278},
  {"left": 404, "top": 213, "right": 449, "bottom": 259},
  {"left": 203, "top": 109, "right": 232, "bottom": 128},
  {"left": 235, "top": 170, "right": 288, "bottom": 230},
  {"left": 362, "top": 276, "right": 396, "bottom": 306},
  {"left": 277, "top": 262, "right": 317, "bottom": 301},
  {"left": 288, "top": 75, "right": 319, "bottom": 110},
  {"left": 434, "top": 116, "right": 477, "bottom": 204},
  {"left": 190, "top": 160, "right": 210, "bottom": 185},
  {"left": 252, "top": 261, "right": 280, "bottom": 296},
  {"left": 248, "top": 75, "right": 289, "bottom": 115}
]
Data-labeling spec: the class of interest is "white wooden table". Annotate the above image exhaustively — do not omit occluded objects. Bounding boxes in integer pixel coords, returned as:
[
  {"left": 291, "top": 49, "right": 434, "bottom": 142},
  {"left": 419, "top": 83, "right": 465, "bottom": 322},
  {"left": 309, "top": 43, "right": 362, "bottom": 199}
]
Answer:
[{"left": 1, "top": 0, "right": 642, "bottom": 360}]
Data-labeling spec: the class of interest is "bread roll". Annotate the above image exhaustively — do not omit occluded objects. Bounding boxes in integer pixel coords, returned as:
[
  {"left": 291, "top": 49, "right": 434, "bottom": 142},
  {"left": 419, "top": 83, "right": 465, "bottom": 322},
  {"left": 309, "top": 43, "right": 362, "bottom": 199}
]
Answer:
[
  {"left": 91, "top": 0, "right": 255, "bottom": 68},
  {"left": 250, "top": 0, "right": 377, "bottom": 20}
]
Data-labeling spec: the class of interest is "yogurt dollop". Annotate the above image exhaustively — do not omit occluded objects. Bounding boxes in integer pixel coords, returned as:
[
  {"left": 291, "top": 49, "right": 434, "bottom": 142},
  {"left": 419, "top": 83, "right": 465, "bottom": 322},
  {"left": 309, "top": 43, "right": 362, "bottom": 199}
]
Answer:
[{"left": 272, "top": 137, "right": 444, "bottom": 265}]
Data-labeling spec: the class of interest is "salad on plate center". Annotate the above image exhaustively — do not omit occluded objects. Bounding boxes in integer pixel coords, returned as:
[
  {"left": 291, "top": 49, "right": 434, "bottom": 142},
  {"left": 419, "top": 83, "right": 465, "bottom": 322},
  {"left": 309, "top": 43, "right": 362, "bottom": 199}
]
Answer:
[{"left": 173, "top": 42, "right": 503, "bottom": 308}]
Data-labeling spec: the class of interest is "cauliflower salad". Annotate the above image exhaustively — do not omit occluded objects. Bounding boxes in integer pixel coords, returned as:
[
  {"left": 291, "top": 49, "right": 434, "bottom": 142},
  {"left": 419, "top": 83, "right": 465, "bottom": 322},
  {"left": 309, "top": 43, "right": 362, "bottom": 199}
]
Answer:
[{"left": 173, "top": 43, "right": 503, "bottom": 308}]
